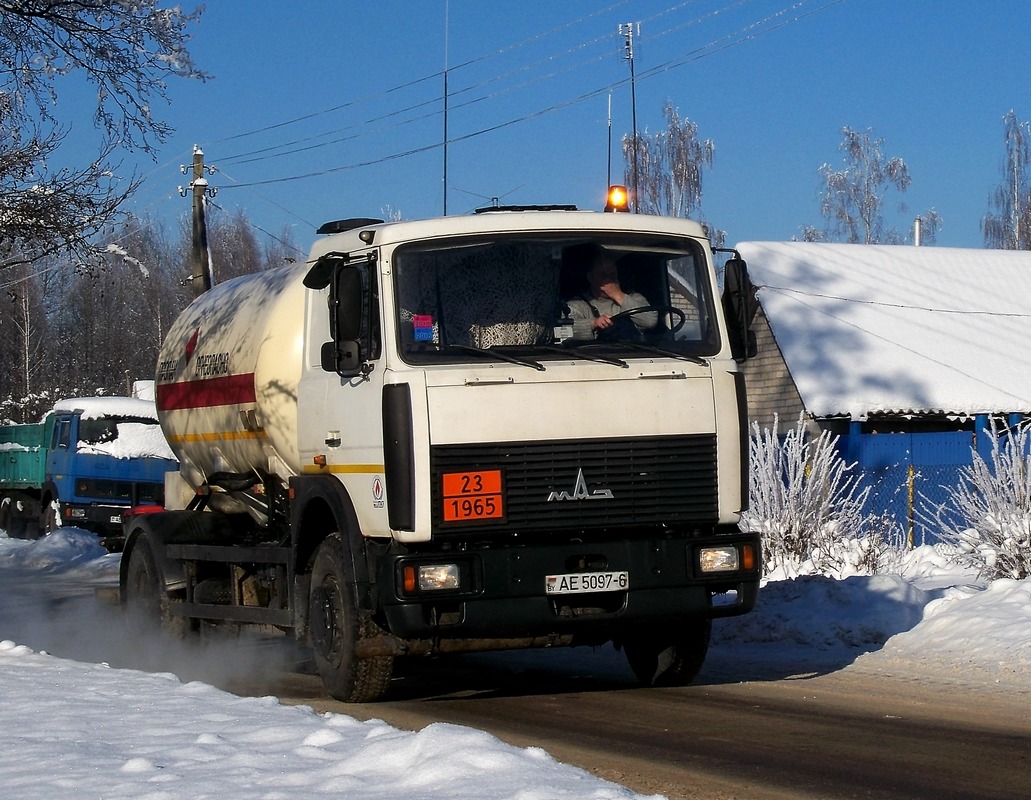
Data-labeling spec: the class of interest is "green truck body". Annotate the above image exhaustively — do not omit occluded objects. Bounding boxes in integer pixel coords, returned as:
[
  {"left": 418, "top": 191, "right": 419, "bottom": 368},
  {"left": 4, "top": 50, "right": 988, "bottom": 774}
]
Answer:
[{"left": 0, "top": 423, "right": 46, "bottom": 489}]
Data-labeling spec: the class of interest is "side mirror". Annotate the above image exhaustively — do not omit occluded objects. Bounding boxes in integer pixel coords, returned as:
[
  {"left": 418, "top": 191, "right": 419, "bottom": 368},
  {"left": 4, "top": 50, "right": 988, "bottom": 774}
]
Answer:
[
  {"left": 321, "top": 340, "right": 362, "bottom": 375},
  {"left": 319, "top": 265, "right": 365, "bottom": 375},
  {"left": 722, "top": 257, "right": 759, "bottom": 361}
]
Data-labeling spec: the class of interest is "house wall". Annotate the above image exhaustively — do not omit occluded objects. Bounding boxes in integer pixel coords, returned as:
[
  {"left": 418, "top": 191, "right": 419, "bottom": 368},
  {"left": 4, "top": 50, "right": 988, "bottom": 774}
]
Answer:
[{"left": 740, "top": 305, "right": 807, "bottom": 433}]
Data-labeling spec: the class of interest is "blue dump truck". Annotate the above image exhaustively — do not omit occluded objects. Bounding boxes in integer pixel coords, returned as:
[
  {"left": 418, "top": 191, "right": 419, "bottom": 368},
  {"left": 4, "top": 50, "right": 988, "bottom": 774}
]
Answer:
[{"left": 0, "top": 397, "right": 178, "bottom": 550}]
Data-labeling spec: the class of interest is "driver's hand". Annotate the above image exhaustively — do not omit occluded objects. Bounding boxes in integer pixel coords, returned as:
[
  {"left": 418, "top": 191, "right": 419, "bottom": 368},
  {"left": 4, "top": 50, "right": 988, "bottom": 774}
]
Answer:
[
  {"left": 592, "top": 314, "right": 614, "bottom": 331},
  {"left": 598, "top": 281, "right": 626, "bottom": 305}
]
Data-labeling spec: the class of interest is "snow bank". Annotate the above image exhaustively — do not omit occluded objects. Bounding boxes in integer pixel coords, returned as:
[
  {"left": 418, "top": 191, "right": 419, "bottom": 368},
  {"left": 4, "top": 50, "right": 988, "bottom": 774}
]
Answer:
[{"left": 0, "top": 641, "right": 656, "bottom": 800}]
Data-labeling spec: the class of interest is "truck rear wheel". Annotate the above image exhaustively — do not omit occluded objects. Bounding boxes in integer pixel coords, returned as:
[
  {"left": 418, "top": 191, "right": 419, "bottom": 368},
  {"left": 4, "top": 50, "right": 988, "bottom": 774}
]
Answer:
[
  {"left": 623, "top": 619, "right": 712, "bottom": 687},
  {"left": 123, "top": 533, "right": 192, "bottom": 639},
  {"left": 0, "top": 497, "right": 19, "bottom": 538},
  {"left": 1, "top": 496, "right": 35, "bottom": 540},
  {"left": 309, "top": 533, "right": 393, "bottom": 703}
]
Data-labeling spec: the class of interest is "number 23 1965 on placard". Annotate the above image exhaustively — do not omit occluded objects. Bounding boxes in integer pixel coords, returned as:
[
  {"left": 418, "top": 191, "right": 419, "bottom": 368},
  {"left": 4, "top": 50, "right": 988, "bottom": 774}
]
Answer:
[{"left": 442, "top": 470, "right": 504, "bottom": 522}]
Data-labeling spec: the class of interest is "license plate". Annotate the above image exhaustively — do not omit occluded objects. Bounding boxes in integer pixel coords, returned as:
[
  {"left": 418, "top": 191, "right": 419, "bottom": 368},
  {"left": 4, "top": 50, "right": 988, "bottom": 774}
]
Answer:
[
  {"left": 109, "top": 515, "right": 122, "bottom": 524},
  {"left": 545, "top": 571, "right": 629, "bottom": 595}
]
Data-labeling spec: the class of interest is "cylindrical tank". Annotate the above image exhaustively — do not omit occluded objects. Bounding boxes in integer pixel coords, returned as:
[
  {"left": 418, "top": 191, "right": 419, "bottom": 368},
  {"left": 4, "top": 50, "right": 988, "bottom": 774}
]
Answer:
[{"left": 155, "top": 262, "right": 309, "bottom": 489}]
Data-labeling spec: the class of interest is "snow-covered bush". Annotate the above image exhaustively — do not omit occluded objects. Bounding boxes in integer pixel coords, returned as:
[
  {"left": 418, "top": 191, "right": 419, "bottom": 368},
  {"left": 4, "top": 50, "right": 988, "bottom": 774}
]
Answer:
[
  {"left": 740, "top": 414, "right": 907, "bottom": 578},
  {"left": 931, "top": 423, "right": 1031, "bottom": 580}
]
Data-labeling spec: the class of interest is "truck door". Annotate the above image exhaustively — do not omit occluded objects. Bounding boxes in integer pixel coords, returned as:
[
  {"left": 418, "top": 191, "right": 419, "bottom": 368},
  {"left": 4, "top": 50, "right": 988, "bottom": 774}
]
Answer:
[
  {"left": 53, "top": 415, "right": 72, "bottom": 450},
  {"left": 298, "top": 249, "right": 391, "bottom": 536}
]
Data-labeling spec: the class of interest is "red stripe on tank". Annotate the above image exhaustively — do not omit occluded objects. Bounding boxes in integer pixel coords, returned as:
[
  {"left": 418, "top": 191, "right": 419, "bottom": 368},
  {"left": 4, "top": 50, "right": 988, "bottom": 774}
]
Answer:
[{"left": 156, "top": 374, "right": 257, "bottom": 411}]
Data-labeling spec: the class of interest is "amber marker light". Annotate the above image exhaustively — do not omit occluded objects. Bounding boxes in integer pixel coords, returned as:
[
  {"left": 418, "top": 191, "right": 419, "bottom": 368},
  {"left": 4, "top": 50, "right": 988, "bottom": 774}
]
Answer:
[
  {"left": 604, "top": 184, "right": 630, "bottom": 212},
  {"left": 741, "top": 543, "right": 756, "bottom": 571}
]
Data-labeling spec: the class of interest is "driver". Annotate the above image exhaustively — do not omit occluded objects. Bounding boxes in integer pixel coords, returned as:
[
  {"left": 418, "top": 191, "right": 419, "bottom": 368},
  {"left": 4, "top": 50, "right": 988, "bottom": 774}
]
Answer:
[{"left": 566, "top": 245, "right": 657, "bottom": 341}]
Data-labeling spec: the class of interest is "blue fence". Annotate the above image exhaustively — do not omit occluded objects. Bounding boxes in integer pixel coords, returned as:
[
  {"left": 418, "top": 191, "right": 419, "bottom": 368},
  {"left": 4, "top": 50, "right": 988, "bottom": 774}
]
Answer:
[{"left": 834, "top": 414, "right": 1024, "bottom": 546}]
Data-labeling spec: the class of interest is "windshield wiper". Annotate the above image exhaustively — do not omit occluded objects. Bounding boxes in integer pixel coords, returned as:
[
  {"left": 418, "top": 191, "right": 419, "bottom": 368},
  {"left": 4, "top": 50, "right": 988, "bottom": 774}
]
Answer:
[
  {"left": 580, "top": 341, "right": 708, "bottom": 366},
  {"left": 435, "top": 343, "right": 546, "bottom": 371},
  {"left": 537, "top": 344, "right": 628, "bottom": 368}
]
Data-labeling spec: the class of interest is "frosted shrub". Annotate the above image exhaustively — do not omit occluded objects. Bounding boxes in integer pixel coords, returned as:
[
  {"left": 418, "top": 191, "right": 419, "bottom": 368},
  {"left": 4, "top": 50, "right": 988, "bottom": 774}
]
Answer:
[
  {"left": 933, "top": 424, "right": 1031, "bottom": 580},
  {"left": 740, "top": 414, "right": 904, "bottom": 578}
]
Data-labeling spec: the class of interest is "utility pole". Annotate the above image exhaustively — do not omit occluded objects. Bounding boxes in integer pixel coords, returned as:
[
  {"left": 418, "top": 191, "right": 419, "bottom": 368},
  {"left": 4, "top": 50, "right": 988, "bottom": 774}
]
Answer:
[
  {"left": 619, "top": 23, "right": 640, "bottom": 213},
  {"left": 179, "top": 146, "right": 216, "bottom": 296},
  {"left": 443, "top": 0, "right": 450, "bottom": 216},
  {"left": 606, "top": 93, "right": 612, "bottom": 187}
]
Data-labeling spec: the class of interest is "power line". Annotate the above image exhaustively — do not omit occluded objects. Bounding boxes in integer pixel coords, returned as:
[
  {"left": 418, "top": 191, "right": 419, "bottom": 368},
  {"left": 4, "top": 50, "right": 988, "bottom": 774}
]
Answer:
[
  {"left": 214, "top": 2, "right": 746, "bottom": 169},
  {"left": 215, "top": 0, "right": 633, "bottom": 152},
  {"left": 217, "top": 24, "right": 626, "bottom": 167},
  {"left": 759, "top": 283, "right": 1031, "bottom": 318},
  {"left": 219, "top": 1, "right": 843, "bottom": 191}
]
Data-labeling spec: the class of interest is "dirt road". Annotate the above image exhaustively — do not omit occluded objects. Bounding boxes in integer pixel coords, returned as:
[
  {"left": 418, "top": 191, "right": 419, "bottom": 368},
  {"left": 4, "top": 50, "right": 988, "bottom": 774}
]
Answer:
[{"left": 247, "top": 646, "right": 1030, "bottom": 800}]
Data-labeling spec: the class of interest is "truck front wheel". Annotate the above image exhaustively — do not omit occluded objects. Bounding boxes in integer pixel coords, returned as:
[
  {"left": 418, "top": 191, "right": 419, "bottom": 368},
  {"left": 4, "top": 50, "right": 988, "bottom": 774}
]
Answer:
[
  {"left": 41, "top": 499, "right": 61, "bottom": 535},
  {"left": 622, "top": 619, "right": 712, "bottom": 687},
  {"left": 309, "top": 533, "right": 393, "bottom": 703}
]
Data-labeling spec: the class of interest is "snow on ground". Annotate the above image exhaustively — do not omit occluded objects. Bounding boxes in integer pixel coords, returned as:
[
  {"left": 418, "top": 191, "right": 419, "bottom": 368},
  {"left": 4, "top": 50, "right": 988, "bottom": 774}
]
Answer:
[{"left": 2, "top": 527, "right": 1030, "bottom": 799}]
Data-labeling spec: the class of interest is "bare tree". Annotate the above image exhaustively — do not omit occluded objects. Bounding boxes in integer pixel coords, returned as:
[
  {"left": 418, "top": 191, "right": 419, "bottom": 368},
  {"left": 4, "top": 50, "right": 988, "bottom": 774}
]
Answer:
[
  {"left": 809, "top": 125, "right": 939, "bottom": 245},
  {"left": 0, "top": 264, "right": 46, "bottom": 408},
  {"left": 5, "top": 206, "right": 297, "bottom": 401},
  {"left": 0, "top": 2, "right": 207, "bottom": 274},
  {"left": 983, "top": 110, "right": 1031, "bottom": 250},
  {"left": 621, "top": 102, "right": 724, "bottom": 245},
  {"left": 261, "top": 225, "right": 306, "bottom": 271},
  {"left": 207, "top": 208, "right": 265, "bottom": 283},
  {"left": 178, "top": 207, "right": 305, "bottom": 286}
]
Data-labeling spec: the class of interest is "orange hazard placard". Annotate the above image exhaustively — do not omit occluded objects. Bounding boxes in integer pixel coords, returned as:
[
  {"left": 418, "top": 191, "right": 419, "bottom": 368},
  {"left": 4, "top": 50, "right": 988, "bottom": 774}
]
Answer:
[{"left": 441, "top": 470, "right": 504, "bottom": 522}]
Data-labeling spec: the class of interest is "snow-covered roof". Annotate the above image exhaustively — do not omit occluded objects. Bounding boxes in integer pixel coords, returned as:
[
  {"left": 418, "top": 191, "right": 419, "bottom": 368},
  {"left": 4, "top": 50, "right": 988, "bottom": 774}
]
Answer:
[
  {"left": 737, "top": 242, "right": 1031, "bottom": 419},
  {"left": 50, "top": 397, "right": 158, "bottom": 421}
]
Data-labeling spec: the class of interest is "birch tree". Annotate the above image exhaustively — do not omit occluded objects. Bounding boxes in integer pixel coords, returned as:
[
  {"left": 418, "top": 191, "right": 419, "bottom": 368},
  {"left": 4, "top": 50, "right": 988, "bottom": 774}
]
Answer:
[
  {"left": 808, "top": 125, "right": 940, "bottom": 245},
  {"left": 622, "top": 102, "right": 724, "bottom": 246},
  {"left": 983, "top": 110, "right": 1031, "bottom": 250}
]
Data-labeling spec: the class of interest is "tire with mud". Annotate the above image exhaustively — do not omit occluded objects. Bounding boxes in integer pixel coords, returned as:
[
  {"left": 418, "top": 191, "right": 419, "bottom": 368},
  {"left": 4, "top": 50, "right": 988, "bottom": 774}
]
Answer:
[
  {"left": 122, "top": 532, "right": 192, "bottom": 639},
  {"left": 309, "top": 533, "right": 393, "bottom": 703}
]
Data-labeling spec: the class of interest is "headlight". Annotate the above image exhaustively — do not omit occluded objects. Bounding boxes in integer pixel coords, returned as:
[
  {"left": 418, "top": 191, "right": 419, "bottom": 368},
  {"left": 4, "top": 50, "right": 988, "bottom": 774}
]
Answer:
[
  {"left": 698, "top": 546, "right": 739, "bottom": 573},
  {"left": 401, "top": 563, "right": 461, "bottom": 594}
]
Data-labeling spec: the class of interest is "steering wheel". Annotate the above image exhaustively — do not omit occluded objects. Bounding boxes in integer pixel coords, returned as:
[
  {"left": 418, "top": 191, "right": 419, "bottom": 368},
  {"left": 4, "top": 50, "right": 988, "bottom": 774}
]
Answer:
[{"left": 609, "top": 305, "right": 686, "bottom": 333}]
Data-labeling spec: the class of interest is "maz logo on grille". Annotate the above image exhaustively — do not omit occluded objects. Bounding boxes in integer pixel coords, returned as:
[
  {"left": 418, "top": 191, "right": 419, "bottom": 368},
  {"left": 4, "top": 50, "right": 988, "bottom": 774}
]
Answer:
[{"left": 546, "top": 468, "right": 614, "bottom": 502}]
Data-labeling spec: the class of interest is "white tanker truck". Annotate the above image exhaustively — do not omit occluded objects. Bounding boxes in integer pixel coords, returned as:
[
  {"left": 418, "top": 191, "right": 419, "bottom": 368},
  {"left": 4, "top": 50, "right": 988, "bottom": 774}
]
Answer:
[{"left": 122, "top": 193, "right": 761, "bottom": 702}]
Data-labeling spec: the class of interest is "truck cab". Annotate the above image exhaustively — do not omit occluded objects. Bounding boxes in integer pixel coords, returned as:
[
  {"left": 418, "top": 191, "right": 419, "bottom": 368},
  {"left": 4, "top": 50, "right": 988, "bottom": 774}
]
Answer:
[{"left": 42, "top": 403, "right": 178, "bottom": 543}]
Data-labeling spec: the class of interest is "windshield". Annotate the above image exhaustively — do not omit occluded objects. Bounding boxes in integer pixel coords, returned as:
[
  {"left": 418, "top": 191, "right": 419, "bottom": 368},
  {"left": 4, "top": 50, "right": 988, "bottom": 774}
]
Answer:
[
  {"left": 393, "top": 233, "right": 720, "bottom": 365},
  {"left": 76, "top": 416, "right": 175, "bottom": 460}
]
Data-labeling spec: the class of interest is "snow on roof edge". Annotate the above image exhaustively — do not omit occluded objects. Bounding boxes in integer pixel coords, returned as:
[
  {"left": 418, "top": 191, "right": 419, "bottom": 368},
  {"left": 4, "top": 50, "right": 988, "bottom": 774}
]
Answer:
[{"left": 737, "top": 241, "right": 1031, "bottom": 419}]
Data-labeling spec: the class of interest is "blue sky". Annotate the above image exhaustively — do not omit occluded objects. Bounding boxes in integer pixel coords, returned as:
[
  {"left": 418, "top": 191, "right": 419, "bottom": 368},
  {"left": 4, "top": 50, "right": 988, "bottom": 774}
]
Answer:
[{"left": 80, "top": 1, "right": 1031, "bottom": 252}]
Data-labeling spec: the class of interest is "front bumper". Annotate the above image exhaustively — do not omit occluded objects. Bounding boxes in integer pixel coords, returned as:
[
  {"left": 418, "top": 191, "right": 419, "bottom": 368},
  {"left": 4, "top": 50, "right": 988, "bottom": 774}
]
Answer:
[
  {"left": 379, "top": 532, "right": 761, "bottom": 640},
  {"left": 63, "top": 503, "right": 130, "bottom": 530}
]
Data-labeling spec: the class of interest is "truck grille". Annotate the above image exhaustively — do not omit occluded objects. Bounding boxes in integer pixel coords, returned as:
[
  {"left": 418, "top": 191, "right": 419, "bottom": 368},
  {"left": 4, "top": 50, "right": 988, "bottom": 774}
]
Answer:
[
  {"left": 429, "top": 434, "right": 718, "bottom": 537},
  {"left": 74, "top": 479, "right": 164, "bottom": 505}
]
